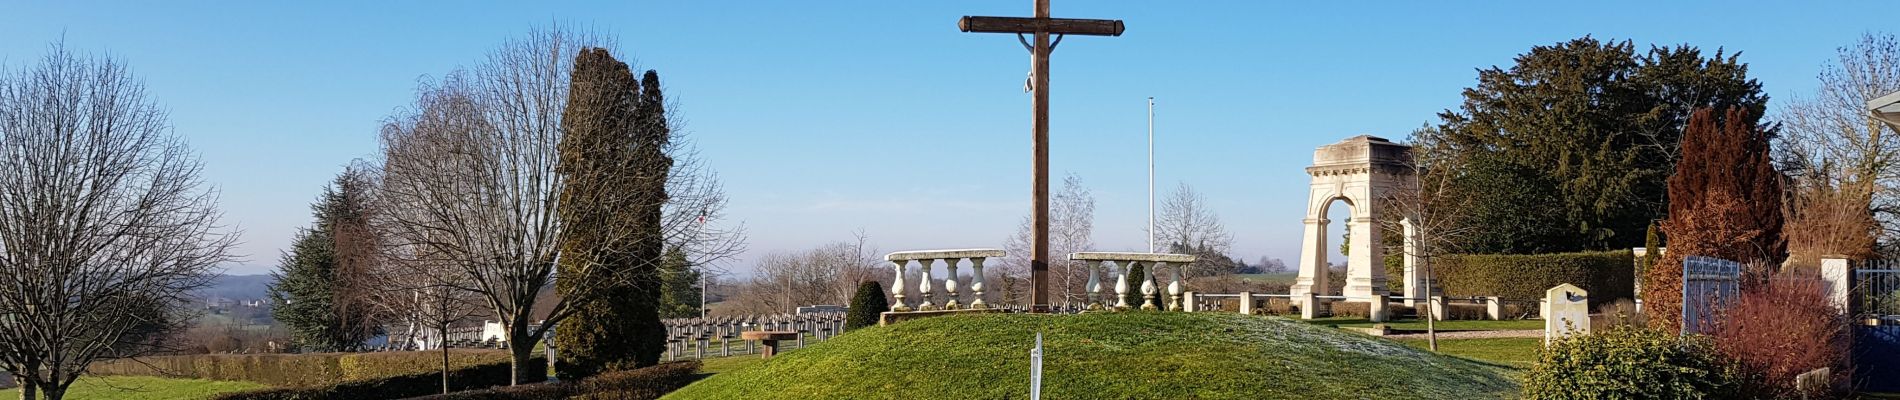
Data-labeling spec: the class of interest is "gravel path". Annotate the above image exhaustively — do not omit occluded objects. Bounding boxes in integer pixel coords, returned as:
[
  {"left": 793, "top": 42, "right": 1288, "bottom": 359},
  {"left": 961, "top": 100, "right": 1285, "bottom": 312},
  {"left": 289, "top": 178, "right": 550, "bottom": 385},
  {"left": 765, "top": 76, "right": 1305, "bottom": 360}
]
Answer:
[{"left": 1385, "top": 329, "right": 1543, "bottom": 339}]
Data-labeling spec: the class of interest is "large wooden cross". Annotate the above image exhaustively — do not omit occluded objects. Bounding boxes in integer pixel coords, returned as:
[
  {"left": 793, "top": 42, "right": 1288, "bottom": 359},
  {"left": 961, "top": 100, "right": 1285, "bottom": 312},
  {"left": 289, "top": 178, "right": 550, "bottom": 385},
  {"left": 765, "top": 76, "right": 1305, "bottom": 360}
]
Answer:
[{"left": 960, "top": 1, "right": 1123, "bottom": 311}]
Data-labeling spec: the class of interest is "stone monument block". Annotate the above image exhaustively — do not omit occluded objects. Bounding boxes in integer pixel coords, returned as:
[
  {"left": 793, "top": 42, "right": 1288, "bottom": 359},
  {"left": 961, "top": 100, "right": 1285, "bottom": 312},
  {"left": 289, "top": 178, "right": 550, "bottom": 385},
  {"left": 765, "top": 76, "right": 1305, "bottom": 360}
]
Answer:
[{"left": 1544, "top": 283, "right": 1590, "bottom": 345}]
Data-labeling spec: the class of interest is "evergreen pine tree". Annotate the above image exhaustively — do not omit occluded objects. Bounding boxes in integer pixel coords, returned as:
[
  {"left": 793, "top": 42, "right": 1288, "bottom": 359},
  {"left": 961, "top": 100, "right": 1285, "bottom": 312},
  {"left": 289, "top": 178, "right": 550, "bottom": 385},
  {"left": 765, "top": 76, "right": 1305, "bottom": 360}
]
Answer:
[
  {"left": 267, "top": 170, "right": 381, "bottom": 352},
  {"left": 845, "top": 281, "right": 888, "bottom": 331},
  {"left": 657, "top": 248, "right": 703, "bottom": 319}
]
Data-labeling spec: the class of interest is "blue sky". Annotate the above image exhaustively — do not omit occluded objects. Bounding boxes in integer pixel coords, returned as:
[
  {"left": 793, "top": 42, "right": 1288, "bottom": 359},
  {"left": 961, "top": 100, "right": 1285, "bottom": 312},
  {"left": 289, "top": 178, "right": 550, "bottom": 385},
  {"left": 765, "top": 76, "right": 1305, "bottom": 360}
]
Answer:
[{"left": 1, "top": 1, "right": 1890, "bottom": 276}]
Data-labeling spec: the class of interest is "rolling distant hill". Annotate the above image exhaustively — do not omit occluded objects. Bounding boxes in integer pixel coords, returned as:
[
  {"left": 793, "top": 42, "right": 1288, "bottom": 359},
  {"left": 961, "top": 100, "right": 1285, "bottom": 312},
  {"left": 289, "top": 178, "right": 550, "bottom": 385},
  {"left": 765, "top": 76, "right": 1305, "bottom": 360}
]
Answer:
[{"left": 199, "top": 274, "right": 274, "bottom": 301}]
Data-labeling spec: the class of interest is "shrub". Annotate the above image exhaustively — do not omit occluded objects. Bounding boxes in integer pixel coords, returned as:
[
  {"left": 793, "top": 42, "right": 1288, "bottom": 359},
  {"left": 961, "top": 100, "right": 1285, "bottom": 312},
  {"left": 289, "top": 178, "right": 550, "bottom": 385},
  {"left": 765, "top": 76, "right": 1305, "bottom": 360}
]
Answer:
[
  {"left": 572, "top": 361, "right": 701, "bottom": 400},
  {"left": 87, "top": 350, "right": 513, "bottom": 387},
  {"left": 1329, "top": 301, "right": 1369, "bottom": 318},
  {"left": 1521, "top": 326, "right": 1740, "bottom": 400},
  {"left": 1590, "top": 299, "right": 1645, "bottom": 331},
  {"left": 209, "top": 356, "right": 546, "bottom": 400},
  {"left": 845, "top": 281, "right": 887, "bottom": 331},
  {"left": 1712, "top": 277, "right": 1849, "bottom": 398},
  {"left": 1436, "top": 250, "right": 1634, "bottom": 307},
  {"left": 402, "top": 361, "right": 701, "bottom": 400}
]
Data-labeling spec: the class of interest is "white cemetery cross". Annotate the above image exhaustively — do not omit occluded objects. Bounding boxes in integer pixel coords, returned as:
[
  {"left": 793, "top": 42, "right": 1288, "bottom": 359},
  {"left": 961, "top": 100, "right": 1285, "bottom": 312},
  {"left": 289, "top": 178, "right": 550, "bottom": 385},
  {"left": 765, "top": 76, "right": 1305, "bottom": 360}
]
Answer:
[{"left": 1544, "top": 283, "right": 1590, "bottom": 345}]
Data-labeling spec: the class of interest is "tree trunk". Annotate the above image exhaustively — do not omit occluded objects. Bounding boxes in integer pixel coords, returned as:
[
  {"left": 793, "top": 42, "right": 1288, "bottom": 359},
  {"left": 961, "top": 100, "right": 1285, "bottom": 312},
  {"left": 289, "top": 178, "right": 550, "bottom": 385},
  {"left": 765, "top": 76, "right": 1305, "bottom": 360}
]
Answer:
[
  {"left": 507, "top": 321, "right": 538, "bottom": 385},
  {"left": 19, "top": 380, "right": 34, "bottom": 400},
  {"left": 440, "top": 322, "right": 451, "bottom": 394}
]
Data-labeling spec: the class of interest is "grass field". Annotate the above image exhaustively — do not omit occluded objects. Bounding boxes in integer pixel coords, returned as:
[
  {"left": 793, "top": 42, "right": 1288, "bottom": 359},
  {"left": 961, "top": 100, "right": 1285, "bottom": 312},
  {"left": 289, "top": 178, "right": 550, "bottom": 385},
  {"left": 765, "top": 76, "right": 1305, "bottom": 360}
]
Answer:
[
  {"left": 1233, "top": 273, "right": 1299, "bottom": 284},
  {"left": 1304, "top": 317, "right": 1544, "bottom": 331},
  {"left": 1394, "top": 337, "right": 1543, "bottom": 369},
  {"left": 0, "top": 376, "right": 266, "bottom": 400},
  {"left": 665, "top": 312, "right": 1516, "bottom": 399}
]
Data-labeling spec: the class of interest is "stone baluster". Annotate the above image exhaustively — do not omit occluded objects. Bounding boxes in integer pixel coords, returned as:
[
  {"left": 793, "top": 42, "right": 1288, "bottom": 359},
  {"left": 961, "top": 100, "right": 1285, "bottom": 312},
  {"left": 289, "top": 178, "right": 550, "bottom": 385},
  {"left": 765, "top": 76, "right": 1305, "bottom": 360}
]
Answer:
[
  {"left": 1084, "top": 260, "right": 1102, "bottom": 310},
  {"left": 970, "top": 257, "right": 989, "bottom": 309},
  {"left": 944, "top": 258, "right": 962, "bottom": 310},
  {"left": 1115, "top": 261, "right": 1134, "bottom": 309},
  {"left": 1140, "top": 263, "right": 1159, "bottom": 310},
  {"left": 917, "top": 259, "right": 937, "bottom": 311},
  {"left": 1165, "top": 262, "right": 1184, "bottom": 311},
  {"left": 890, "top": 260, "right": 911, "bottom": 311}
]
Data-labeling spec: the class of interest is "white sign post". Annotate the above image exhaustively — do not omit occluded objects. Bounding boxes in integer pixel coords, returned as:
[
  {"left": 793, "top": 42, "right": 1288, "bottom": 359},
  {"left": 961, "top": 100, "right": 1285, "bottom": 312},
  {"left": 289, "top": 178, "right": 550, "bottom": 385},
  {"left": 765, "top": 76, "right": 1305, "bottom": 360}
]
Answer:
[{"left": 1030, "top": 332, "right": 1044, "bottom": 400}]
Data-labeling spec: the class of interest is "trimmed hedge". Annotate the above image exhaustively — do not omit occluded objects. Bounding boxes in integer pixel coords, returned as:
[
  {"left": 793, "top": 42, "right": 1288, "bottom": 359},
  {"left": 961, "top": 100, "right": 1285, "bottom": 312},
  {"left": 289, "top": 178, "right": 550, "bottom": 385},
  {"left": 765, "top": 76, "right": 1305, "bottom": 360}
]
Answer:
[
  {"left": 1435, "top": 250, "right": 1634, "bottom": 307},
  {"left": 88, "top": 350, "right": 514, "bottom": 387},
  {"left": 403, "top": 361, "right": 700, "bottom": 400},
  {"left": 208, "top": 356, "right": 547, "bottom": 400}
]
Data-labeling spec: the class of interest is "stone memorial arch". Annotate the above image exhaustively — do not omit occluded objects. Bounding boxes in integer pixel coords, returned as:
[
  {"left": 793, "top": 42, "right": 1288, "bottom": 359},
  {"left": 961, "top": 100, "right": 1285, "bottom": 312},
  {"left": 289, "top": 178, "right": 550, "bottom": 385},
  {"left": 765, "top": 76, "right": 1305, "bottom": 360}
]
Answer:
[{"left": 1290, "top": 135, "right": 1425, "bottom": 305}]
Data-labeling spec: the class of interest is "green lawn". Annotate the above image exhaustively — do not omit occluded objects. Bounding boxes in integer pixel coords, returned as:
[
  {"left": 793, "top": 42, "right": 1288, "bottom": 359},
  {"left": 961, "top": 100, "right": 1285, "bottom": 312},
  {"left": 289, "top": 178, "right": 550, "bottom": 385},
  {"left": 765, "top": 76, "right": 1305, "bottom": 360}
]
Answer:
[
  {"left": 696, "top": 355, "right": 766, "bottom": 374},
  {"left": 0, "top": 376, "right": 266, "bottom": 400},
  {"left": 665, "top": 312, "right": 1516, "bottom": 399},
  {"left": 1304, "top": 317, "right": 1544, "bottom": 331},
  {"left": 1395, "top": 337, "right": 1543, "bottom": 369}
]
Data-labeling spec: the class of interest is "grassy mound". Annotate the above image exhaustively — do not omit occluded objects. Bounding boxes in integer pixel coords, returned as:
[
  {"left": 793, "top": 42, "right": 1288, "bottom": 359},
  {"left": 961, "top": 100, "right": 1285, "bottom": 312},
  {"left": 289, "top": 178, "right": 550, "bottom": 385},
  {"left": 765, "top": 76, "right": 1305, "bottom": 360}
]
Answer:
[{"left": 663, "top": 312, "right": 1517, "bottom": 399}]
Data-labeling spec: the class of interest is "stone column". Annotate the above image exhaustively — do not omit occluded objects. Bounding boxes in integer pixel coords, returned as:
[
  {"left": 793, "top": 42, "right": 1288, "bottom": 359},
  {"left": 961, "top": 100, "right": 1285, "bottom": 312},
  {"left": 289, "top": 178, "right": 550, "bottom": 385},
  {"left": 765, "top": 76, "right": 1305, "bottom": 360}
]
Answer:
[
  {"left": 1237, "top": 292, "right": 1254, "bottom": 315},
  {"left": 1485, "top": 296, "right": 1503, "bottom": 320},
  {"left": 970, "top": 257, "right": 989, "bottom": 309},
  {"left": 1821, "top": 258, "right": 1851, "bottom": 314},
  {"left": 1165, "top": 262, "right": 1184, "bottom": 311},
  {"left": 1292, "top": 218, "right": 1331, "bottom": 300},
  {"left": 1181, "top": 291, "right": 1197, "bottom": 313},
  {"left": 890, "top": 260, "right": 911, "bottom": 312},
  {"left": 1084, "top": 259, "right": 1103, "bottom": 310},
  {"left": 1344, "top": 215, "right": 1388, "bottom": 299},
  {"left": 944, "top": 258, "right": 962, "bottom": 310},
  {"left": 1114, "top": 262, "right": 1132, "bottom": 309},
  {"left": 1428, "top": 296, "right": 1447, "bottom": 321},
  {"left": 916, "top": 259, "right": 937, "bottom": 311},
  {"left": 1401, "top": 217, "right": 1426, "bottom": 307}
]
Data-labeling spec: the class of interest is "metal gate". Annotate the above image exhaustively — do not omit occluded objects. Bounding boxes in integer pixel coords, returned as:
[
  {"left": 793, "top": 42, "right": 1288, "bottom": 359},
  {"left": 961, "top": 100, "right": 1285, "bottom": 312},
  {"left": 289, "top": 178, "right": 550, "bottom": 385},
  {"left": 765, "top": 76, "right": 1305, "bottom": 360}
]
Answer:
[
  {"left": 1681, "top": 256, "right": 1741, "bottom": 335},
  {"left": 1853, "top": 260, "right": 1900, "bottom": 392}
]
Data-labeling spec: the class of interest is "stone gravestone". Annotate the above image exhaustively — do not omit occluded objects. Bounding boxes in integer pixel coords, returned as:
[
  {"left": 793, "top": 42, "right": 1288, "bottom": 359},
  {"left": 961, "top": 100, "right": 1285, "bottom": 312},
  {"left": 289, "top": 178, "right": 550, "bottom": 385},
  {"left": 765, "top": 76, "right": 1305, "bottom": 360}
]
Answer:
[{"left": 1544, "top": 283, "right": 1590, "bottom": 346}]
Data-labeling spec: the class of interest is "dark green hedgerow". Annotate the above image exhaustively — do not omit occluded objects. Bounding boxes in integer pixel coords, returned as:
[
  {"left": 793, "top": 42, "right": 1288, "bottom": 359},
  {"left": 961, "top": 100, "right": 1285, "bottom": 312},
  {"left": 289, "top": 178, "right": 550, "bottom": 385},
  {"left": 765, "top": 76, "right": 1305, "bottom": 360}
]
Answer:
[
  {"left": 1435, "top": 250, "right": 1634, "bottom": 307},
  {"left": 403, "top": 361, "right": 700, "bottom": 400},
  {"left": 207, "top": 356, "right": 546, "bottom": 400}
]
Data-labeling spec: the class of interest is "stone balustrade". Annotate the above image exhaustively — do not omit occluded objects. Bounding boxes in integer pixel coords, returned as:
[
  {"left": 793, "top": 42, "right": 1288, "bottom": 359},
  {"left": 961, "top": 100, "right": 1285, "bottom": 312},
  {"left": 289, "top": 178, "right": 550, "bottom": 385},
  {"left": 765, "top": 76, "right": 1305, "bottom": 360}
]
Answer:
[
  {"left": 885, "top": 249, "right": 1006, "bottom": 312},
  {"left": 1069, "top": 252, "right": 1197, "bottom": 311}
]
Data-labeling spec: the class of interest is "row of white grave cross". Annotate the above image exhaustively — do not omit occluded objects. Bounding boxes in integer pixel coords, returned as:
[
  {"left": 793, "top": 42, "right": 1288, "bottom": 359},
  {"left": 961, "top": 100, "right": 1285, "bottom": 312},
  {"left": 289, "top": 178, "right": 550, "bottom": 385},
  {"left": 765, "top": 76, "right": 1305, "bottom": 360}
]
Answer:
[
  {"left": 883, "top": 249, "right": 1199, "bottom": 312},
  {"left": 661, "top": 313, "right": 846, "bottom": 360}
]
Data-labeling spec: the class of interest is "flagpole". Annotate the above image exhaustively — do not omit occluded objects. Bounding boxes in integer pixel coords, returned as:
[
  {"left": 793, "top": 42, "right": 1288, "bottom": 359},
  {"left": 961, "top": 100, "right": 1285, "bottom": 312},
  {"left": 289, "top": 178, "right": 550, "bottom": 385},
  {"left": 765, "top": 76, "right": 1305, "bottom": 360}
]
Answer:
[{"left": 1147, "top": 97, "right": 1155, "bottom": 253}]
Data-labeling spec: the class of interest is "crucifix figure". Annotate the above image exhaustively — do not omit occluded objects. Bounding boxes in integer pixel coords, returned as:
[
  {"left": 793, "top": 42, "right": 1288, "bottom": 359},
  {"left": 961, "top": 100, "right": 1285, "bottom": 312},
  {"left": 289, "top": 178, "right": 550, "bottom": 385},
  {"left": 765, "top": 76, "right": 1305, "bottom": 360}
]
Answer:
[{"left": 960, "top": 1, "right": 1123, "bottom": 312}]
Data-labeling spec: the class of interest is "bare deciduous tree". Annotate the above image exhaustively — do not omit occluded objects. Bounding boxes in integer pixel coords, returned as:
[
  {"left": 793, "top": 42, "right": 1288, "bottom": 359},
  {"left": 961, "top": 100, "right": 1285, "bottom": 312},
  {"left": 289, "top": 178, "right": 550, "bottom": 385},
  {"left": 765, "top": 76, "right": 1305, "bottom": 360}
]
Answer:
[
  {"left": 377, "top": 27, "right": 628, "bottom": 384},
  {"left": 0, "top": 44, "right": 237, "bottom": 400},
  {"left": 1156, "top": 181, "right": 1233, "bottom": 281},
  {"left": 1385, "top": 129, "right": 1484, "bottom": 352},
  {"left": 998, "top": 173, "right": 1095, "bottom": 306},
  {"left": 1776, "top": 33, "right": 1900, "bottom": 246},
  {"left": 725, "top": 234, "right": 881, "bottom": 315}
]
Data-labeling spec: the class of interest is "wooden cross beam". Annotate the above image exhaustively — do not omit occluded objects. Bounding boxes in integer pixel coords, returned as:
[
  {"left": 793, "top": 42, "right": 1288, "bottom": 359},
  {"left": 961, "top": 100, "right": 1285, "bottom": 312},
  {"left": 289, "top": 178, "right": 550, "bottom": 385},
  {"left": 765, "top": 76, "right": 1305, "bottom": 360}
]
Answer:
[{"left": 959, "top": 0, "right": 1123, "bottom": 312}]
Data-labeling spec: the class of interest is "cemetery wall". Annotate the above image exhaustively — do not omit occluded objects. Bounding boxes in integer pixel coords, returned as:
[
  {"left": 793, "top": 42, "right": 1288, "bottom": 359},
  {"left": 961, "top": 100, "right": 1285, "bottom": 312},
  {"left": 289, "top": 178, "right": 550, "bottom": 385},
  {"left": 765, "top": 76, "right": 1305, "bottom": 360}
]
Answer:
[
  {"left": 1435, "top": 249, "right": 1634, "bottom": 307},
  {"left": 88, "top": 349, "right": 513, "bottom": 387}
]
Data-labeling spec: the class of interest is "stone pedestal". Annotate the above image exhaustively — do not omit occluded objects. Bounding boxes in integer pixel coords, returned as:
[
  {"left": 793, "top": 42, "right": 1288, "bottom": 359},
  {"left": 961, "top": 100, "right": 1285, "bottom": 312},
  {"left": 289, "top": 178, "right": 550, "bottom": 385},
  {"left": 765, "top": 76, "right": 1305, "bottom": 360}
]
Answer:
[
  {"left": 1300, "top": 292, "right": 1320, "bottom": 320},
  {"left": 1428, "top": 296, "right": 1447, "bottom": 321},
  {"left": 1369, "top": 295, "right": 1390, "bottom": 322},
  {"left": 1237, "top": 292, "right": 1254, "bottom": 315},
  {"left": 1485, "top": 296, "right": 1503, "bottom": 320},
  {"left": 742, "top": 331, "right": 800, "bottom": 359}
]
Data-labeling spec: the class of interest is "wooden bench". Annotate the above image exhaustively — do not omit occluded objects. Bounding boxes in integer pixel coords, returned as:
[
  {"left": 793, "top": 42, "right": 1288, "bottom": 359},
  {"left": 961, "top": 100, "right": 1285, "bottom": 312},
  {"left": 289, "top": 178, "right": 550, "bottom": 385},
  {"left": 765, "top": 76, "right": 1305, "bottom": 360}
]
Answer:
[{"left": 741, "top": 331, "right": 800, "bottom": 359}]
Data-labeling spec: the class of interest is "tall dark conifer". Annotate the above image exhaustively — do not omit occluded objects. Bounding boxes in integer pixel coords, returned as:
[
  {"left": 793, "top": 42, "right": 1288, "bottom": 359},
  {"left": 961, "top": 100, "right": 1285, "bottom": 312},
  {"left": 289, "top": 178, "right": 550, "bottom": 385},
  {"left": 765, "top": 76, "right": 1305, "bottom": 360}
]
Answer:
[
  {"left": 1647, "top": 107, "right": 1785, "bottom": 332},
  {"left": 553, "top": 48, "right": 672, "bottom": 378}
]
